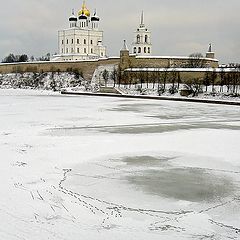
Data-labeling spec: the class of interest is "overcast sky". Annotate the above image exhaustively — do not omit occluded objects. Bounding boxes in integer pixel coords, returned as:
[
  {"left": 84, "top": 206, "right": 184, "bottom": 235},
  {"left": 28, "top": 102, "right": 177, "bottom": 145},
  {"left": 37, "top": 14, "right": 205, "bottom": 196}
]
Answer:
[{"left": 0, "top": 0, "right": 239, "bottom": 63}]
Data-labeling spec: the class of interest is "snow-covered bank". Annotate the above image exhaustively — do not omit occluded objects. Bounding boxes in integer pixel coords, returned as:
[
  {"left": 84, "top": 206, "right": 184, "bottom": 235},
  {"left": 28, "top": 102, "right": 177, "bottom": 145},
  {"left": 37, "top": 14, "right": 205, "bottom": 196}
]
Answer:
[
  {"left": 0, "top": 89, "right": 240, "bottom": 239},
  {"left": 1, "top": 72, "right": 240, "bottom": 103},
  {"left": 0, "top": 72, "right": 90, "bottom": 92}
]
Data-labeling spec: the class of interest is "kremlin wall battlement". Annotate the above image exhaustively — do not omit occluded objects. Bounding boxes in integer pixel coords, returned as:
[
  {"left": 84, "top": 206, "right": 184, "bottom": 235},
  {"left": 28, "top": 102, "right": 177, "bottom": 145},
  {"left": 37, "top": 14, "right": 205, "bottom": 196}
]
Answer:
[
  {"left": 0, "top": 58, "right": 120, "bottom": 80},
  {"left": 0, "top": 53, "right": 219, "bottom": 81}
]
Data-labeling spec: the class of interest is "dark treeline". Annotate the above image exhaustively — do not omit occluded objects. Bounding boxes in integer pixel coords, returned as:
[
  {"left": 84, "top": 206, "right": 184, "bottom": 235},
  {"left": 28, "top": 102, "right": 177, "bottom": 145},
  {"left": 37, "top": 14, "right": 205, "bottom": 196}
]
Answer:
[{"left": 1, "top": 53, "right": 51, "bottom": 63}]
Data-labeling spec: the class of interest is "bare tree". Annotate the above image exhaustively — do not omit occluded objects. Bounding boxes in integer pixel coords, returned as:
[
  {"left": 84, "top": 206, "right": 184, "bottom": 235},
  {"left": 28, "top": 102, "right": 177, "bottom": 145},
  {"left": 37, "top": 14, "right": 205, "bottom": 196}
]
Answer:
[
  {"left": 219, "top": 67, "right": 226, "bottom": 93},
  {"left": 203, "top": 70, "right": 210, "bottom": 92},
  {"left": 177, "top": 72, "right": 181, "bottom": 90},
  {"left": 110, "top": 67, "right": 118, "bottom": 87},
  {"left": 187, "top": 53, "right": 205, "bottom": 68},
  {"left": 210, "top": 69, "right": 217, "bottom": 92},
  {"left": 102, "top": 69, "right": 109, "bottom": 87}
]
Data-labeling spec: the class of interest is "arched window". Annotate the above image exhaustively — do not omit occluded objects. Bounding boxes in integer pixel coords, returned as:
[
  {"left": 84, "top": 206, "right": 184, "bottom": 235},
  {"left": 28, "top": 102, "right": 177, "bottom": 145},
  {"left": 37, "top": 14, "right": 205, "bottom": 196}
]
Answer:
[
  {"left": 84, "top": 39, "right": 86, "bottom": 45},
  {"left": 148, "top": 47, "right": 150, "bottom": 53},
  {"left": 133, "top": 47, "right": 137, "bottom": 53},
  {"left": 72, "top": 39, "right": 74, "bottom": 44},
  {"left": 66, "top": 39, "right": 68, "bottom": 44},
  {"left": 84, "top": 48, "right": 87, "bottom": 53},
  {"left": 77, "top": 39, "right": 79, "bottom": 44},
  {"left": 137, "top": 35, "right": 140, "bottom": 43},
  {"left": 91, "top": 48, "right": 93, "bottom": 53},
  {"left": 90, "top": 40, "right": 93, "bottom": 45},
  {"left": 71, "top": 48, "right": 74, "bottom": 53},
  {"left": 77, "top": 48, "right": 79, "bottom": 53},
  {"left": 62, "top": 40, "right": 64, "bottom": 45},
  {"left": 138, "top": 47, "right": 141, "bottom": 53},
  {"left": 145, "top": 35, "right": 148, "bottom": 43},
  {"left": 144, "top": 47, "right": 146, "bottom": 53},
  {"left": 66, "top": 48, "right": 68, "bottom": 53}
]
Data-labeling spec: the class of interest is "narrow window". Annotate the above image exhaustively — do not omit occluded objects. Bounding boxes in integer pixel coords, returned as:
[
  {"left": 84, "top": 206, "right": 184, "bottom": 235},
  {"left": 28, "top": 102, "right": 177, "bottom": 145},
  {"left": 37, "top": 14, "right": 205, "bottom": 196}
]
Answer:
[
  {"left": 133, "top": 47, "right": 137, "bottom": 53},
  {"left": 137, "top": 35, "right": 140, "bottom": 43},
  {"left": 77, "top": 48, "right": 79, "bottom": 53},
  {"left": 138, "top": 47, "right": 141, "bottom": 53},
  {"left": 67, "top": 39, "right": 68, "bottom": 44},
  {"left": 84, "top": 39, "right": 86, "bottom": 44},
  {"left": 144, "top": 47, "right": 146, "bottom": 53},
  {"left": 77, "top": 39, "right": 79, "bottom": 44},
  {"left": 145, "top": 35, "right": 148, "bottom": 43},
  {"left": 62, "top": 48, "right": 64, "bottom": 53},
  {"left": 62, "top": 40, "right": 64, "bottom": 44},
  {"left": 148, "top": 47, "right": 150, "bottom": 53},
  {"left": 72, "top": 39, "right": 73, "bottom": 44},
  {"left": 84, "top": 48, "right": 86, "bottom": 53},
  {"left": 91, "top": 48, "right": 93, "bottom": 53},
  {"left": 71, "top": 48, "right": 74, "bottom": 53},
  {"left": 90, "top": 40, "right": 93, "bottom": 45},
  {"left": 66, "top": 48, "right": 68, "bottom": 53}
]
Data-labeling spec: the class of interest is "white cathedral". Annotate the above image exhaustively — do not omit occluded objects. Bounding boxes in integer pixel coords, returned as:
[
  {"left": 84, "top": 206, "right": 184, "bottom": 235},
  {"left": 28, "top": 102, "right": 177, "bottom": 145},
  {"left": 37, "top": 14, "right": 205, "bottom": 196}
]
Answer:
[
  {"left": 52, "top": 1, "right": 152, "bottom": 61},
  {"left": 52, "top": 1, "right": 107, "bottom": 61}
]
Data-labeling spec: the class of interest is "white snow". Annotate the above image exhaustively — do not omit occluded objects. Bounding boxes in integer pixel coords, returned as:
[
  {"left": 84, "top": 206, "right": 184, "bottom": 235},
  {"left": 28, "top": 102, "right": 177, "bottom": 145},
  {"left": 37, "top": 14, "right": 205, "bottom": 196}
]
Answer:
[
  {"left": 125, "top": 67, "right": 239, "bottom": 72},
  {"left": 0, "top": 89, "right": 240, "bottom": 240}
]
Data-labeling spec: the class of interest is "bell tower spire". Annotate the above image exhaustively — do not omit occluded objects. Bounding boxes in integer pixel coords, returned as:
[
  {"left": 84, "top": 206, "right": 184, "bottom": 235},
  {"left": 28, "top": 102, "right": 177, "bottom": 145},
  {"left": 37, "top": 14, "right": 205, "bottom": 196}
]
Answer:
[{"left": 140, "top": 11, "right": 145, "bottom": 28}]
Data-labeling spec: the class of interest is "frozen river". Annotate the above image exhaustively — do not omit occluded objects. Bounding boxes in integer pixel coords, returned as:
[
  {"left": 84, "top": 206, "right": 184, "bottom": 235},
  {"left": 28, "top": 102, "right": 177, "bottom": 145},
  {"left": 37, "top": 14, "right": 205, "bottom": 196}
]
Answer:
[{"left": 0, "top": 89, "right": 240, "bottom": 240}]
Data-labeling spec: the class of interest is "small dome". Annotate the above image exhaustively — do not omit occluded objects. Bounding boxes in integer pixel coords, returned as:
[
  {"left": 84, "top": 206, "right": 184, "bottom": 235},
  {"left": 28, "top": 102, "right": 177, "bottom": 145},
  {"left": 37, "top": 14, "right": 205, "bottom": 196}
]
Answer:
[
  {"left": 91, "top": 15, "right": 100, "bottom": 21},
  {"left": 91, "top": 10, "right": 99, "bottom": 21},
  {"left": 79, "top": 14, "right": 87, "bottom": 20},
  {"left": 69, "top": 15, "right": 77, "bottom": 21}
]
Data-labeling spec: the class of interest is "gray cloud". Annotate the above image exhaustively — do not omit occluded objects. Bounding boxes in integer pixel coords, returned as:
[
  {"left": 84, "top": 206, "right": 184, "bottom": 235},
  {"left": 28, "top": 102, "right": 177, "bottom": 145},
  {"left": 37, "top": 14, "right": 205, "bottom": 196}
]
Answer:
[{"left": 0, "top": 0, "right": 239, "bottom": 63}]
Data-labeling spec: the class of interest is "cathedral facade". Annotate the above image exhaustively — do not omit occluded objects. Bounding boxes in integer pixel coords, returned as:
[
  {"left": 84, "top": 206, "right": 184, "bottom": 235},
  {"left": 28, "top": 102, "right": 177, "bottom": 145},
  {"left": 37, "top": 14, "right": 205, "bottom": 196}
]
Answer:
[{"left": 52, "top": 1, "right": 106, "bottom": 61}]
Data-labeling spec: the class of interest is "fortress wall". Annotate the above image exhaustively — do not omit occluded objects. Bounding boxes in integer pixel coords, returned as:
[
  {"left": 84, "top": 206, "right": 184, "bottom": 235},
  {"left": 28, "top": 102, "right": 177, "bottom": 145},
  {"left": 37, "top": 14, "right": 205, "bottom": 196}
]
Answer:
[
  {"left": 120, "top": 52, "right": 219, "bottom": 70},
  {"left": 132, "top": 58, "right": 218, "bottom": 68},
  {"left": 0, "top": 58, "right": 120, "bottom": 80}
]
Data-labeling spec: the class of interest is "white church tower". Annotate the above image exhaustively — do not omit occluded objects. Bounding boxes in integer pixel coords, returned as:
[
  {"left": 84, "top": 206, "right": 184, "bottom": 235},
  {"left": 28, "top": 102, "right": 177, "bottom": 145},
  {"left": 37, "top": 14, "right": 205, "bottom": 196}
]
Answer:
[
  {"left": 132, "top": 12, "right": 152, "bottom": 56},
  {"left": 53, "top": 1, "right": 107, "bottom": 61}
]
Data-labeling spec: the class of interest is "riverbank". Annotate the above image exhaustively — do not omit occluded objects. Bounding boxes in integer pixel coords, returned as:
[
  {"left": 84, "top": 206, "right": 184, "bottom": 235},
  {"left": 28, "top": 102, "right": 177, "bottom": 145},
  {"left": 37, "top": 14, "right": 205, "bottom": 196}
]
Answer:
[{"left": 61, "top": 90, "right": 240, "bottom": 106}]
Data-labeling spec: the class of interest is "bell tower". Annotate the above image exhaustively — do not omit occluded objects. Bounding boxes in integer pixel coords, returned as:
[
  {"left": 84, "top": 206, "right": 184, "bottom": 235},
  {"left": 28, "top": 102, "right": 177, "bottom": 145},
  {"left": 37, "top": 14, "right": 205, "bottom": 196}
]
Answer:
[{"left": 132, "top": 12, "right": 152, "bottom": 56}]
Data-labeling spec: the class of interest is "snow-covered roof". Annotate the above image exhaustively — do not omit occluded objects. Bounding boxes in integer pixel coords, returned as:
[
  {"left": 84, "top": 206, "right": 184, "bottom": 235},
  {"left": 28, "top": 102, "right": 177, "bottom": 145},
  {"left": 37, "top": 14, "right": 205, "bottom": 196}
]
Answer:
[
  {"left": 136, "top": 56, "right": 219, "bottom": 62},
  {"left": 124, "top": 67, "right": 239, "bottom": 73}
]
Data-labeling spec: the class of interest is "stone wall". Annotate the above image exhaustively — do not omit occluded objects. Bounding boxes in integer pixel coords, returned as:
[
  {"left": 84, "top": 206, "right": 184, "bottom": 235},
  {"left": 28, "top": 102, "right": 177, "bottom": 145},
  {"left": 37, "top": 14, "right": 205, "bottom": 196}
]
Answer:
[
  {"left": 0, "top": 58, "right": 120, "bottom": 80},
  {"left": 120, "top": 50, "right": 219, "bottom": 70}
]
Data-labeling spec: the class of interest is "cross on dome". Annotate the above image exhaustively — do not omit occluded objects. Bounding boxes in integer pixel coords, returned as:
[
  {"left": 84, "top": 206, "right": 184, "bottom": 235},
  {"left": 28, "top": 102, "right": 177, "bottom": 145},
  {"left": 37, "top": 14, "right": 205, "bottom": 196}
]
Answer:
[{"left": 78, "top": 1, "right": 90, "bottom": 17}]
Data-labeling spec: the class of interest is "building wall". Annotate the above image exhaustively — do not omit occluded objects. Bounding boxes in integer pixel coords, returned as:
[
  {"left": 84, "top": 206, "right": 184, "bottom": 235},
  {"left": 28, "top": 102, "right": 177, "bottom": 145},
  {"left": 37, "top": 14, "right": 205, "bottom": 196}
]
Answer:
[{"left": 57, "top": 28, "right": 106, "bottom": 61}]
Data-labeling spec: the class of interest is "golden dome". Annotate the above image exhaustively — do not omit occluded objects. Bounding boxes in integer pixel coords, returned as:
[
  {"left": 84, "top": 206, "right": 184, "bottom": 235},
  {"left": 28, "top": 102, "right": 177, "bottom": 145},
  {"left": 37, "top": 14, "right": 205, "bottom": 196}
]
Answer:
[{"left": 78, "top": 1, "right": 90, "bottom": 17}]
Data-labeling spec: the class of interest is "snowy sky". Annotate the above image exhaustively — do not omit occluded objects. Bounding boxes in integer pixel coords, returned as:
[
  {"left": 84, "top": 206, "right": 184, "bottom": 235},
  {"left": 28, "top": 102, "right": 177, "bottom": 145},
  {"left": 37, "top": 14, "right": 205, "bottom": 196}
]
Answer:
[{"left": 0, "top": 0, "right": 239, "bottom": 63}]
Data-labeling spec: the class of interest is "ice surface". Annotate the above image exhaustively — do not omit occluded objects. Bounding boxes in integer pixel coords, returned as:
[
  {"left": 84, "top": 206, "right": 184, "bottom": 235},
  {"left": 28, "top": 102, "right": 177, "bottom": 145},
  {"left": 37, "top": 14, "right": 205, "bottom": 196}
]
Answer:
[{"left": 0, "top": 89, "right": 240, "bottom": 240}]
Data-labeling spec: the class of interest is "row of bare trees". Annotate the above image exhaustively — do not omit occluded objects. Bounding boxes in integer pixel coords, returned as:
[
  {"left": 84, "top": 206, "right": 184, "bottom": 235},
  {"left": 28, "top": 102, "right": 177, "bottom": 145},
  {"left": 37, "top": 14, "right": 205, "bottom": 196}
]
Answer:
[{"left": 106, "top": 65, "right": 240, "bottom": 96}]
